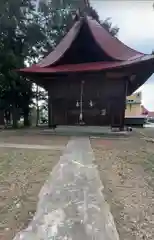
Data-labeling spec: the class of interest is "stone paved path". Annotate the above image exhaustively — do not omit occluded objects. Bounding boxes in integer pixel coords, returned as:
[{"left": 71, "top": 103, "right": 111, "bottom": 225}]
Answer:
[{"left": 13, "top": 137, "right": 119, "bottom": 240}]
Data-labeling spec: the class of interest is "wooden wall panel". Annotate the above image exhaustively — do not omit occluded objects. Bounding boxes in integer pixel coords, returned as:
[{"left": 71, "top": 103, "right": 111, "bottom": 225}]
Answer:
[{"left": 48, "top": 74, "right": 126, "bottom": 126}]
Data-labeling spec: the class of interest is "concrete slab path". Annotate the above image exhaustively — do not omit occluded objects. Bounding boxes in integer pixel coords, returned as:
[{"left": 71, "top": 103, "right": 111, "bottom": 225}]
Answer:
[{"left": 13, "top": 137, "right": 119, "bottom": 240}]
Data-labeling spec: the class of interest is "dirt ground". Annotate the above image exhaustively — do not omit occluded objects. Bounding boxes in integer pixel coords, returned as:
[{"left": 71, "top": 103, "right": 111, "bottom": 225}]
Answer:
[
  {"left": 91, "top": 129, "right": 154, "bottom": 240},
  {"left": 0, "top": 129, "right": 69, "bottom": 146},
  {"left": 0, "top": 128, "right": 154, "bottom": 240},
  {"left": 0, "top": 131, "right": 69, "bottom": 240}
]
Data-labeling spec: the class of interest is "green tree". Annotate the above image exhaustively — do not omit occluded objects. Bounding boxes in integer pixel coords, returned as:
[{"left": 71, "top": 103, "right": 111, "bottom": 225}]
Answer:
[
  {"left": 38, "top": 0, "right": 119, "bottom": 51},
  {"left": 86, "top": 5, "right": 119, "bottom": 36},
  {"left": 0, "top": 0, "right": 47, "bottom": 127}
]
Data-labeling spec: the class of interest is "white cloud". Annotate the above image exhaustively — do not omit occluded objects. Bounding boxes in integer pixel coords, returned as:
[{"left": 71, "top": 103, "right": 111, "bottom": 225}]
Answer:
[
  {"left": 138, "top": 82, "right": 154, "bottom": 111},
  {"left": 91, "top": 1, "right": 154, "bottom": 46},
  {"left": 90, "top": 0, "right": 154, "bottom": 110}
]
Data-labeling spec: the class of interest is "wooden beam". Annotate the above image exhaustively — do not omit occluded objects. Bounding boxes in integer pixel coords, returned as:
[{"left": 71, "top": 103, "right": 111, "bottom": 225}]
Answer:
[{"left": 105, "top": 72, "right": 129, "bottom": 79}]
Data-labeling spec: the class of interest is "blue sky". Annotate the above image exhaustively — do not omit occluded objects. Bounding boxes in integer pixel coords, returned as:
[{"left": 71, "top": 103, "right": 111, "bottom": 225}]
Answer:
[{"left": 90, "top": 0, "right": 154, "bottom": 110}]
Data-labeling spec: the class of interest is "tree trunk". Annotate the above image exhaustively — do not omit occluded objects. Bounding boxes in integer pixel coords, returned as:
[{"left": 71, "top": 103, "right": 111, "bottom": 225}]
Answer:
[
  {"left": 48, "top": 94, "right": 54, "bottom": 128},
  {"left": 5, "top": 109, "right": 11, "bottom": 126},
  {"left": 36, "top": 85, "right": 39, "bottom": 126},
  {"left": 12, "top": 105, "right": 18, "bottom": 128},
  {"left": 0, "top": 110, "right": 4, "bottom": 126},
  {"left": 36, "top": 107, "right": 40, "bottom": 127},
  {"left": 24, "top": 108, "right": 30, "bottom": 127}
]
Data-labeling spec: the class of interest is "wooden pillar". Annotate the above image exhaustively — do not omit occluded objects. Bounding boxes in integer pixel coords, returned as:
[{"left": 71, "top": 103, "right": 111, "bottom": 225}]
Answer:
[
  {"left": 120, "top": 109, "right": 125, "bottom": 131},
  {"left": 120, "top": 78, "right": 128, "bottom": 130},
  {"left": 48, "top": 94, "right": 54, "bottom": 128}
]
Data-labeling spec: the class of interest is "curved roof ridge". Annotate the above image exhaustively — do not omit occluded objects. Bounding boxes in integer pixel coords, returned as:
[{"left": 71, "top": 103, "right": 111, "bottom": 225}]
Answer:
[
  {"left": 37, "top": 15, "right": 149, "bottom": 68},
  {"left": 38, "top": 19, "right": 82, "bottom": 67},
  {"left": 19, "top": 55, "right": 154, "bottom": 74},
  {"left": 86, "top": 16, "right": 145, "bottom": 61}
]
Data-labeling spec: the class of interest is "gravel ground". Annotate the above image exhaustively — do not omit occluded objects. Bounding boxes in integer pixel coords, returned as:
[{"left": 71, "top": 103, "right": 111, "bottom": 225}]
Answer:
[
  {"left": 0, "top": 129, "right": 69, "bottom": 146},
  {"left": 91, "top": 131, "right": 154, "bottom": 240},
  {"left": 0, "top": 128, "right": 154, "bottom": 240},
  {"left": 0, "top": 133, "right": 69, "bottom": 240}
]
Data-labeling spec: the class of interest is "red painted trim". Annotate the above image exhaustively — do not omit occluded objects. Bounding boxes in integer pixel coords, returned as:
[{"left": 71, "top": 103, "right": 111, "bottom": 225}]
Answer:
[{"left": 19, "top": 56, "right": 154, "bottom": 74}]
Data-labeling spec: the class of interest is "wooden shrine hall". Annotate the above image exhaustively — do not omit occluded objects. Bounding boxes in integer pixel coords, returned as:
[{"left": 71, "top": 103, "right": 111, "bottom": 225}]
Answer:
[{"left": 19, "top": 15, "right": 154, "bottom": 129}]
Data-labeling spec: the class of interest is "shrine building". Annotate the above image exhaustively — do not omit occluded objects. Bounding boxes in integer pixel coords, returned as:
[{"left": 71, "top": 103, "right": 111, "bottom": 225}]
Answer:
[{"left": 18, "top": 15, "right": 154, "bottom": 129}]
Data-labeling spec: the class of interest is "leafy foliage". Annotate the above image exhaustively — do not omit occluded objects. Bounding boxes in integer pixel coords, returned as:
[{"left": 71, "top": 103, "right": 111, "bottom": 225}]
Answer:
[
  {"left": 39, "top": 0, "right": 119, "bottom": 51},
  {"left": 88, "top": 6, "right": 119, "bottom": 36},
  {"left": 0, "top": 0, "right": 47, "bottom": 126}
]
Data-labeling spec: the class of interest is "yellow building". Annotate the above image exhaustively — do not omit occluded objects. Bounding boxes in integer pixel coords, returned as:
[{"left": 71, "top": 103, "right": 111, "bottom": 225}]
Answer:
[{"left": 125, "top": 92, "right": 142, "bottom": 117}]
